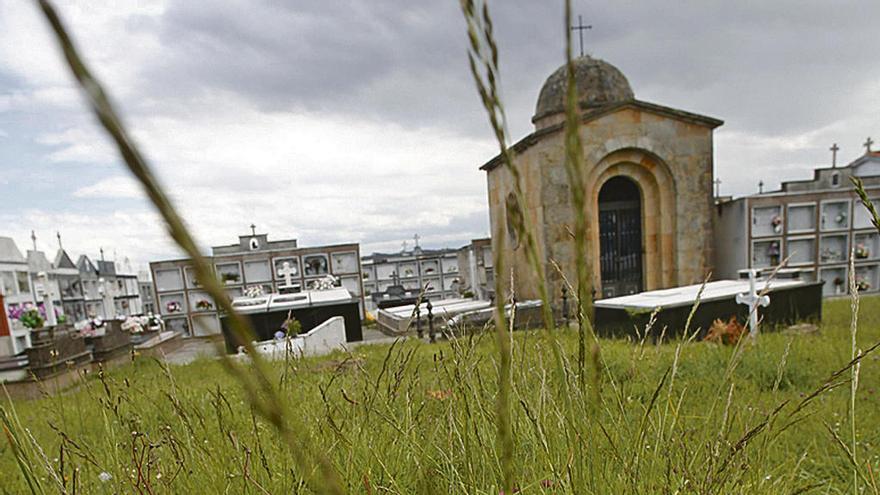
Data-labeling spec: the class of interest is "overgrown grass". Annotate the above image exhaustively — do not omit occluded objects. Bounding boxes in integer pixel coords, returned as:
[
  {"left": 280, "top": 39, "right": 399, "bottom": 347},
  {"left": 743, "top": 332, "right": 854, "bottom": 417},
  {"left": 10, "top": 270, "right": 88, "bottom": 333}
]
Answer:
[
  {"left": 14, "top": 1, "right": 880, "bottom": 493},
  {"left": 3, "top": 297, "right": 879, "bottom": 493}
]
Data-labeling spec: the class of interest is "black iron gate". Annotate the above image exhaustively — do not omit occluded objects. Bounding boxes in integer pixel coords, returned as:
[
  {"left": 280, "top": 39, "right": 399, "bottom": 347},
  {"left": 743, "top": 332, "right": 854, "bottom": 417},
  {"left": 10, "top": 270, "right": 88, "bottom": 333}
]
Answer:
[{"left": 599, "top": 200, "right": 643, "bottom": 298}]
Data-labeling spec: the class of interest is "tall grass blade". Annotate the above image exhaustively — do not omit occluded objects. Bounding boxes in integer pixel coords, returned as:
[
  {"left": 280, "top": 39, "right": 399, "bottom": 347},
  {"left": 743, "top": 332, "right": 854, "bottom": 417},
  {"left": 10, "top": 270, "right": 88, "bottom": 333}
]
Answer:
[{"left": 562, "top": 0, "right": 595, "bottom": 391}]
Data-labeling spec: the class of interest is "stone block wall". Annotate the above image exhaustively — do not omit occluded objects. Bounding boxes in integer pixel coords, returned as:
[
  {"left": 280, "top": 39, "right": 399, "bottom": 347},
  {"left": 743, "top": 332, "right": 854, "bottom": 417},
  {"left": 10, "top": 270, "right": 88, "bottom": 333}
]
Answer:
[{"left": 486, "top": 104, "right": 717, "bottom": 308}]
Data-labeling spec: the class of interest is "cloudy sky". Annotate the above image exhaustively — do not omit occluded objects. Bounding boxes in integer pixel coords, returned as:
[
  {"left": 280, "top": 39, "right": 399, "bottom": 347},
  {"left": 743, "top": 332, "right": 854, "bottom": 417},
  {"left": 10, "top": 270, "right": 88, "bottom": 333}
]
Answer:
[{"left": 1, "top": 0, "right": 878, "bottom": 272}]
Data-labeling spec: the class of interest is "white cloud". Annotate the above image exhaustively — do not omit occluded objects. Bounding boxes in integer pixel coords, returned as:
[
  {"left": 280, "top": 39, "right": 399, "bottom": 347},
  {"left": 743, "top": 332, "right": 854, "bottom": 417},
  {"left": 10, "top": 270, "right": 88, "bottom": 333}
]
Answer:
[
  {"left": 36, "top": 125, "right": 118, "bottom": 164},
  {"left": 0, "top": 129, "right": 8, "bottom": 139},
  {"left": 26, "top": 87, "right": 494, "bottom": 265},
  {"left": 0, "top": 1, "right": 167, "bottom": 96},
  {"left": 72, "top": 176, "right": 144, "bottom": 199}
]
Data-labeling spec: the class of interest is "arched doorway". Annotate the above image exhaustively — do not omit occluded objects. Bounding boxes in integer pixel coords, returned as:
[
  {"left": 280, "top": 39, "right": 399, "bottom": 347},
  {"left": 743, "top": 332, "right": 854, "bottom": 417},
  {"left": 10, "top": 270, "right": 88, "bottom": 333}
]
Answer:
[{"left": 598, "top": 176, "right": 643, "bottom": 298}]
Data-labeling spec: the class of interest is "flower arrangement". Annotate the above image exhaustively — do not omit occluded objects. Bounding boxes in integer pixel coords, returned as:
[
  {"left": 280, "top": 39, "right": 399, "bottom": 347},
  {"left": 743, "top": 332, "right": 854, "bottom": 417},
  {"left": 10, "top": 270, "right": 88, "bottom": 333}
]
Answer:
[
  {"left": 7, "top": 303, "right": 66, "bottom": 329},
  {"left": 121, "top": 316, "right": 146, "bottom": 333},
  {"left": 195, "top": 299, "right": 213, "bottom": 311},
  {"left": 856, "top": 243, "right": 870, "bottom": 259},
  {"left": 705, "top": 317, "right": 746, "bottom": 345},
  {"left": 835, "top": 212, "right": 847, "bottom": 226},
  {"left": 309, "top": 274, "right": 339, "bottom": 291},
  {"left": 856, "top": 276, "right": 871, "bottom": 292},
  {"left": 771, "top": 215, "right": 783, "bottom": 233},
  {"left": 821, "top": 248, "right": 842, "bottom": 263},
  {"left": 146, "top": 313, "right": 164, "bottom": 332},
  {"left": 280, "top": 315, "right": 302, "bottom": 336},
  {"left": 765, "top": 241, "right": 781, "bottom": 265},
  {"left": 18, "top": 309, "right": 44, "bottom": 330},
  {"left": 221, "top": 272, "right": 240, "bottom": 283},
  {"left": 244, "top": 285, "right": 265, "bottom": 298},
  {"left": 165, "top": 300, "right": 182, "bottom": 313},
  {"left": 76, "top": 317, "right": 105, "bottom": 337}
]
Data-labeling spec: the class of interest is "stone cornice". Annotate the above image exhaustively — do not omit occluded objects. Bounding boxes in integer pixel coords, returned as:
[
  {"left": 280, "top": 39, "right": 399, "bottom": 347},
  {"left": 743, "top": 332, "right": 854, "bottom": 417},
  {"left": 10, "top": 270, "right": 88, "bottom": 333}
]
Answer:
[{"left": 480, "top": 99, "right": 724, "bottom": 172}]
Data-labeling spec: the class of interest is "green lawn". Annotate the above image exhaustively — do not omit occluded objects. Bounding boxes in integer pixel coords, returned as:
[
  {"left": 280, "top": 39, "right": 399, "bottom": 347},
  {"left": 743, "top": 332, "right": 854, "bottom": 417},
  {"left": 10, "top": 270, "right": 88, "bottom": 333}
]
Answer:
[{"left": 2, "top": 296, "right": 879, "bottom": 494}]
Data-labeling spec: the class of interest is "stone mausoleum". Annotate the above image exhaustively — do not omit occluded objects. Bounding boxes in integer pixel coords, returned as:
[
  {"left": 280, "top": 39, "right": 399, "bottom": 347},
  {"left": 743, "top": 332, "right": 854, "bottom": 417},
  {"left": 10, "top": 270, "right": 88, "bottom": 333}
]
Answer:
[{"left": 480, "top": 56, "right": 723, "bottom": 303}]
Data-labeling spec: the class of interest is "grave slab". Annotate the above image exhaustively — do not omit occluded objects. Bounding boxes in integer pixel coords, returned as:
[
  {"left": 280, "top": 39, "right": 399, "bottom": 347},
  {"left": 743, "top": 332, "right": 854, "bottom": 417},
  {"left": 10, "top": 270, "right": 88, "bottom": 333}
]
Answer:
[{"left": 594, "top": 278, "right": 822, "bottom": 338}]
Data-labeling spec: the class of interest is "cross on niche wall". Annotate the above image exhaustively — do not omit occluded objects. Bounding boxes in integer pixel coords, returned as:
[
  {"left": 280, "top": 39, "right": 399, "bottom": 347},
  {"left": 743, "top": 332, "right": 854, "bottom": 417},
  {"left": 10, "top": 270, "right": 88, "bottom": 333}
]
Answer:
[{"left": 278, "top": 261, "right": 297, "bottom": 287}]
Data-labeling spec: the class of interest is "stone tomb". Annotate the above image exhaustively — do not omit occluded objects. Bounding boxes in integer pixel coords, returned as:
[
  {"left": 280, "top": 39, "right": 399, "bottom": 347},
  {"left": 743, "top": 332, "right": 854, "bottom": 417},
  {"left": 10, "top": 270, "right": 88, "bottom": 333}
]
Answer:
[
  {"left": 220, "top": 287, "right": 362, "bottom": 354},
  {"left": 83, "top": 320, "right": 132, "bottom": 364},
  {"left": 593, "top": 276, "right": 822, "bottom": 338},
  {"left": 376, "top": 298, "right": 544, "bottom": 336},
  {"left": 26, "top": 324, "right": 92, "bottom": 379},
  {"left": 480, "top": 55, "right": 723, "bottom": 313}
]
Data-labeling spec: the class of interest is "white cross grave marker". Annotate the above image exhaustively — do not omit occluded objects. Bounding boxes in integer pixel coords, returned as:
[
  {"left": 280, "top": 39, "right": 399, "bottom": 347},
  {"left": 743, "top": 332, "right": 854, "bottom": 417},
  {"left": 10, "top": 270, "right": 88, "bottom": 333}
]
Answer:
[
  {"left": 735, "top": 269, "right": 770, "bottom": 336},
  {"left": 278, "top": 261, "right": 296, "bottom": 287},
  {"left": 37, "top": 272, "right": 58, "bottom": 326}
]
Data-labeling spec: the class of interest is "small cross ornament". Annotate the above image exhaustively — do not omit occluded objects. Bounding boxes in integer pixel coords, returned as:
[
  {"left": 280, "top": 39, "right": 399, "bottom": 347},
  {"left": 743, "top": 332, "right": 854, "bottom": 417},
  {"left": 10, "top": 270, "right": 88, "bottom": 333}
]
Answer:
[
  {"left": 570, "top": 15, "right": 592, "bottom": 57},
  {"left": 735, "top": 269, "right": 770, "bottom": 336},
  {"left": 830, "top": 143, "right": 840, "bottom": 167},
  {"left": 865, "top": 137, "right": 874, "bottom": 154}
]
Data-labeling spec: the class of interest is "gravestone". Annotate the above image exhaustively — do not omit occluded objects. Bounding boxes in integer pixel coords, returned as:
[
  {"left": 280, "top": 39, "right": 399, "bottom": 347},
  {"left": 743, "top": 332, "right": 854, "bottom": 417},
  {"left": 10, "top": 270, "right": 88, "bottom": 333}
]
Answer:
[
  {"left": 26, "top": 324, "right": 91, "bottom": 379},
  {"left": 735, "top": 269, "right": 770, "bottom": 336}
]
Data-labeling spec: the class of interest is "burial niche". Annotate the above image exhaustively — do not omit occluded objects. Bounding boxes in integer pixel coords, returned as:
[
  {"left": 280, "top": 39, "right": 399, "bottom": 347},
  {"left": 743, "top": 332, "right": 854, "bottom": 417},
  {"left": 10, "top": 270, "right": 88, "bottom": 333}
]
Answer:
[{"left": 598, "top": 175, "right": 643, "bottom": 298}]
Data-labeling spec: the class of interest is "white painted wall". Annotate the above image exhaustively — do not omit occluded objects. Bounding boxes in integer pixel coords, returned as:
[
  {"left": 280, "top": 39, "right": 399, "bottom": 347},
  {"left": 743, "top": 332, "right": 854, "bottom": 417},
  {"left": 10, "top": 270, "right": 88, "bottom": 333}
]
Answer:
[
  {"left": 239, "top": 316, "right": 346, "bottom": 360},
  {"left": 301, "top": 316, "right": 346, "bottom": 356}
]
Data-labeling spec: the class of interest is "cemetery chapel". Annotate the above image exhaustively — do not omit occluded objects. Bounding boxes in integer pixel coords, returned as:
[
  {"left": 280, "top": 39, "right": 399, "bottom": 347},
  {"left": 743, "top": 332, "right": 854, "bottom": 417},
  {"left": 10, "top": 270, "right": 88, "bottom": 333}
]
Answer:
[{"left": 480, "top": 55, "right": 723, "bottom": 302}]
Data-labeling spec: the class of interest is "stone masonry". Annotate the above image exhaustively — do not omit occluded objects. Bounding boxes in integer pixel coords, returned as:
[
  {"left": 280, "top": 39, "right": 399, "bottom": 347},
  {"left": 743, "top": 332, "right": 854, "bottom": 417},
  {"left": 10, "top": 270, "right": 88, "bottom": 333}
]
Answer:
[{"left": 481, "top": 56, "right": 723, "bottom": 307}]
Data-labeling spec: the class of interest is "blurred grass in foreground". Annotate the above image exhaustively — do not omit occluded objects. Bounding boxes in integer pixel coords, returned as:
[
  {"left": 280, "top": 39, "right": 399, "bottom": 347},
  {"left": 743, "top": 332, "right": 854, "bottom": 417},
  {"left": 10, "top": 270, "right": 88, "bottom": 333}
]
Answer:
[{"left": 3, "top": 297, "right": 880, "bottom": 493}]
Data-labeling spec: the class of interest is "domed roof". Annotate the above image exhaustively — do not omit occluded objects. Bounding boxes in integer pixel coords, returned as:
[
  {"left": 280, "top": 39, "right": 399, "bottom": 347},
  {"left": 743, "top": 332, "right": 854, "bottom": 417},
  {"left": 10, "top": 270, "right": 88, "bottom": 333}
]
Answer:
[{"left": 534, "top": 56, "right": 634, "bottom": 119}]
